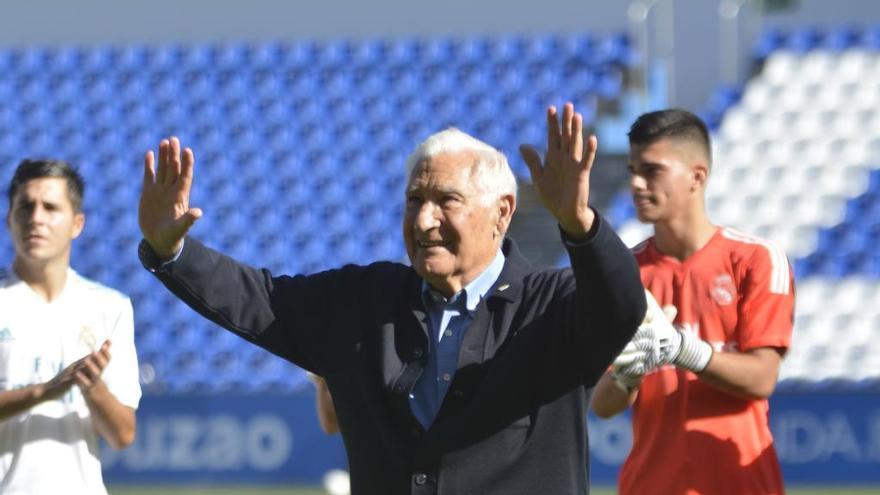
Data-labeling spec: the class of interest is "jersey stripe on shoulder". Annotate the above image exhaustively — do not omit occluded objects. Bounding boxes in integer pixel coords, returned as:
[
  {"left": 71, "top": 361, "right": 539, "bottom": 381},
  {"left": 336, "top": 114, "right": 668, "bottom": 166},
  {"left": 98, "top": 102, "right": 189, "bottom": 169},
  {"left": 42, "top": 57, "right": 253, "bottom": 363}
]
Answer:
[{"left": 721, "top": 228, "right": 791, "bottom": 295}]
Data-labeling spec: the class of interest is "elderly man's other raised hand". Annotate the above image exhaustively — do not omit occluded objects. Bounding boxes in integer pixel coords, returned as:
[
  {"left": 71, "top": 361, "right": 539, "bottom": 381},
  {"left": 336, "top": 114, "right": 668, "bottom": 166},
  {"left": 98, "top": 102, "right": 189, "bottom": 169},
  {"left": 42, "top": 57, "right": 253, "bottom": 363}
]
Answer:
[
  {"left": 139, "top": 137, "right": 203, "bottom": 259},
  {"left": 519, "top": 103, "right": 598, "bottom": 239}
]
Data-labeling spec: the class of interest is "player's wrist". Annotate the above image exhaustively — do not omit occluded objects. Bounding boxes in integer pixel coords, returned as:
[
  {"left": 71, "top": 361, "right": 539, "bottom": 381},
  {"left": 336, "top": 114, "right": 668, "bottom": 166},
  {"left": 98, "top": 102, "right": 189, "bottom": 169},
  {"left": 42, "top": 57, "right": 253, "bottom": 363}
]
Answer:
[
  {"left": 80, "top": 378, "right": 109, "bottom": 399},
  {"left": 31, "top": 383, "right": 47, "bottom": 402},
  {"left": 611, "top": 370, "right": 641, "bottom": 394},
  {"left": 673, "top": 332, "right": 713, "bottom": 373}
]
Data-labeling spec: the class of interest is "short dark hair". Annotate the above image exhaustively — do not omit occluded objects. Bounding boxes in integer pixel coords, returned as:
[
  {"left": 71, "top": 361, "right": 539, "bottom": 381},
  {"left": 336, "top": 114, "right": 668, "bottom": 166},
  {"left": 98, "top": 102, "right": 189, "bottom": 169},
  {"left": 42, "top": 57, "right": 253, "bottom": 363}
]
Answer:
[
  {"left": 628, "top": 109, "right": 712, "bottom": 165},
  {"left": 8, "top": 159, "right": 85, "bottom": 212}
]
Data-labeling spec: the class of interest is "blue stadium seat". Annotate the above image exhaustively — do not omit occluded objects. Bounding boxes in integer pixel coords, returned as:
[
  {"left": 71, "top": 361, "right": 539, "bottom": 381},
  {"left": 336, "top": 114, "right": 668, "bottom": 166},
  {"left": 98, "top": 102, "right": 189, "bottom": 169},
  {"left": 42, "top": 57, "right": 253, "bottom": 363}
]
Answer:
[
  {"left": 595, "top": 69, "right": 623, "bottom": 99},
  {"left": 216, "top": 42, "right": 249, "bottom": 69},
  {"left": 47, "top": 46, "right": 86, "bottom": 73},
  {"left": 17, "top": 47, "right": 50, "bottom": 74},
  {"left": 282, "top": 39, "right": 316, "bottom": 68},
  {"left": 606, "top": 190, "right": 636, "bottom": 229},
  {"left": 793, "top": 257, "right": 817, "bottom": 279},
  {"left": 19, "top": 78, "right": 51, "bottom": 104},
  {"left": 385, "top": 37, "right": 419, "bottom": 67},
  {"left": 849, "top": 255, "right": 880, "bottom": 277},
  {"left": 867, "top": 169, "right": 880, "bottom": 194},
  {"left": 486, "top": 35, "right": 525, "bottom": 64},
  {"left": 594, "top": 32, "right": 636, "bottom": 67},
  {"left": 706, "top": 85, "right": 743, "bottom": 116},
  {"left": 146, "top": 43, "right": 186, "bottom": 71},
  {"left": 787, "top": 26, "right": 824, "bottom": 53},
  {"left": 451, "top": 36, "right": 487, "bottom": 65},
  {"left": 859, "top": 25, "right": 880, "bottom": 50},
  {"left": 351, "top": 38, "right": 384, "bottom": 68},
  {"left": 105, "top": 45, "right": 141, "bottom": 73},
  {"left": 753, "top": 28, "right": 788, "bottom": 62},
  {"left": 825, "top": 25, "right": 862, "bottom": 51},
  {"left": 0, "top": 49, "right": 14, "bottom": 73},
  {"left": 558, "top": 34, "right": 594, "bottom": 62},
  {"left": 250, "top": 41, "right": 285, "bottom": 68},
  {"left": 315, "top": 39, "right": 353, "bottom": 69},
  {"left": 419, "top": 37, "right": 454, "bottom": 65},
  {"left": 0, "top": 32, "right": 632, "bottom": 394}
]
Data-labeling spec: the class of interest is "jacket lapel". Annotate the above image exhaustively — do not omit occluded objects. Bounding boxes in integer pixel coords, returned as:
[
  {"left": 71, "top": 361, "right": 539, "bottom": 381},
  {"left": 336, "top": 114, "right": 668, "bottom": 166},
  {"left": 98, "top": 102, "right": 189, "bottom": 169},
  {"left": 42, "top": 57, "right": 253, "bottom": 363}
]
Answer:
[
  {"left": 424, "top": 238, "right": 529, "bottom": 447},
  {"left": 384, "top": 270, "right": 430, "bottom": 434}
]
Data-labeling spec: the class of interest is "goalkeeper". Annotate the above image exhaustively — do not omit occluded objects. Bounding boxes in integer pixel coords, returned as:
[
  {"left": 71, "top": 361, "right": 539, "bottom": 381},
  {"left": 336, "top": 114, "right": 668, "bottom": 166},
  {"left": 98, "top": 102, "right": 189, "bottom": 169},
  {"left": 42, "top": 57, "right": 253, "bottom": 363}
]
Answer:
[{"left": 590, "top": 110, "right": 795, "bottom": 495}]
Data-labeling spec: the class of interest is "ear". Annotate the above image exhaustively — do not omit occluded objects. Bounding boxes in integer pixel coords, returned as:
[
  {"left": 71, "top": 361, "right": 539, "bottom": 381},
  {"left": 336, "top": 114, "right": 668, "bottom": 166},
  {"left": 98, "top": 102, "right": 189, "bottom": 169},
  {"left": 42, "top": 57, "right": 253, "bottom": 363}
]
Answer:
[
  {"left": 71, "top": 212, "right": 85, "bottom": 240},
  {"left": 691, "top": 163, "right": 709, "bottom": 191},
  {"left": 494, "top": 193, "right": 516, "bottom": 237}
]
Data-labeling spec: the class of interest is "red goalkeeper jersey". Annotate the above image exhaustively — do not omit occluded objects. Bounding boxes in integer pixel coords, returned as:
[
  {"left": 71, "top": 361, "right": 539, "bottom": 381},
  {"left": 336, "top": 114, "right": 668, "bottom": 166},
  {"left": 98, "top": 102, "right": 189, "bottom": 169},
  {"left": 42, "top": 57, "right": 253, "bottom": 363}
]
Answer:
[{"left": 619, "top": 227, "right": 795, "bottom": 495}]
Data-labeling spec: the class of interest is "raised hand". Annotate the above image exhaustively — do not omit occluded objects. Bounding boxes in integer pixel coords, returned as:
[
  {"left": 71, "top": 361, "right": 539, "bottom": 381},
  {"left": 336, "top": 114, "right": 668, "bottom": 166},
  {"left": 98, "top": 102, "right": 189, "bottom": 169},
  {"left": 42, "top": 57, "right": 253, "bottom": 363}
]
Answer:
[
  {"left": 139, "top": 137, "right": 203, "bottom": 259},
  {"left": 519, "top": 103, "right": 598, "bottom": 238}
]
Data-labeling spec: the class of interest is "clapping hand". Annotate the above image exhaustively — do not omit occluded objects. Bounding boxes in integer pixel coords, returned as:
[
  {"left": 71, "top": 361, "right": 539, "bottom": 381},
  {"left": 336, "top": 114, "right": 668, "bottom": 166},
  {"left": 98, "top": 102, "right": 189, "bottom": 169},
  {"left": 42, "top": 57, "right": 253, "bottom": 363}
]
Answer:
[{"left": 611, "top": 291, "right": 679, "bottom": 392}]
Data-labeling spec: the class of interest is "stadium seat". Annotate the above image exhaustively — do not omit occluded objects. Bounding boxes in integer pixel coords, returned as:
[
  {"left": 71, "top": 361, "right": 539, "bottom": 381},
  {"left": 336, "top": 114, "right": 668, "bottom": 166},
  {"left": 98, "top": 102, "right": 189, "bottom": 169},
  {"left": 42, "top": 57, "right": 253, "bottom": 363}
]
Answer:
[
  {"left": 825, "top": 25, "right": 862, "bottom": 51},
  {"left": 753, "top": 28, "right": 788, "bottom": 62},
  {"left": 787, "top": 26, "right": 825, "bottom": 53},
  {"left": 0, "top": 31, "right": 631, "bottom": 393},
  {"left": 612, "top": 28, "right": 880, "bottom": 388}
]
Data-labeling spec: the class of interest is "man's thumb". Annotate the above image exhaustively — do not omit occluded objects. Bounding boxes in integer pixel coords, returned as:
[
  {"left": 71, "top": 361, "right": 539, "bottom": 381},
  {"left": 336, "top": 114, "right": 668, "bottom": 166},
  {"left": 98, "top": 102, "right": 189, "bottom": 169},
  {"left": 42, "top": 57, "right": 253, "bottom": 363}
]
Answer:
[{"left": 518, "top": 145, "right": 542, "bottom": 182}]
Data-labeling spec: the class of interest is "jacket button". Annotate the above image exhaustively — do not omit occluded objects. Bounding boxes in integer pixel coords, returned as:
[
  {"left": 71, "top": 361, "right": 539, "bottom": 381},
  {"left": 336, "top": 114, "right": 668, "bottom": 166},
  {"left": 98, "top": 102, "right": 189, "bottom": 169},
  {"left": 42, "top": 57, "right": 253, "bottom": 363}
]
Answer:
[{"left": 414, "top": 473, "right": 428, "bottom": 485}]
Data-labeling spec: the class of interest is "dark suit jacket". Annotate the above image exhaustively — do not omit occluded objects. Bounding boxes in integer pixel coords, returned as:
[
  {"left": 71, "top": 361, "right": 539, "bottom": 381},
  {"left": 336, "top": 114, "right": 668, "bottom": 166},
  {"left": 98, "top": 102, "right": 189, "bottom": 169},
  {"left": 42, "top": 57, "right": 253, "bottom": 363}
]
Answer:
[{"left": 140, "top": 214, "right": 645, "bottom": 495}]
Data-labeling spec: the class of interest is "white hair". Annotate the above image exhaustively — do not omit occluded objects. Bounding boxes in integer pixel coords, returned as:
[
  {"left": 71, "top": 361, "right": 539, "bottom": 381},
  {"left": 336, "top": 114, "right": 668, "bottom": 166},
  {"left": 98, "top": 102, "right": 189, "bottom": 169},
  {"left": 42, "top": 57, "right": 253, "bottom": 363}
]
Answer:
[{"left": 405, "top": 127, "right": 518, "bottom": 205}]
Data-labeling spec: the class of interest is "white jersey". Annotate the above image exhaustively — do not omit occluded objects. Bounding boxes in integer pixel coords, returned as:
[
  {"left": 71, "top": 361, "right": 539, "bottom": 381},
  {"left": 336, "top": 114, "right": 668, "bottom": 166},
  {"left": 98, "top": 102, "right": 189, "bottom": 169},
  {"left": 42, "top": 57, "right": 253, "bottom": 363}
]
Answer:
[{"left": 0, "top": 267, "right": 142, "bottom": 495}]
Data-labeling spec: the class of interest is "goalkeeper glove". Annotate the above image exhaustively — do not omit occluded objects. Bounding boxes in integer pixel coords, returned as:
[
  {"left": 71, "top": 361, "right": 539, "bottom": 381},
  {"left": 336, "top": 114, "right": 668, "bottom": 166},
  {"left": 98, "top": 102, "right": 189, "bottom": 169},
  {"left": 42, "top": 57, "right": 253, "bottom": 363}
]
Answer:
[
  {"left": 610, "top": 338, "right": 653, "bottom": 393},
  {"left": 637, "top": 290, "right": 713, "bottom": 373}
]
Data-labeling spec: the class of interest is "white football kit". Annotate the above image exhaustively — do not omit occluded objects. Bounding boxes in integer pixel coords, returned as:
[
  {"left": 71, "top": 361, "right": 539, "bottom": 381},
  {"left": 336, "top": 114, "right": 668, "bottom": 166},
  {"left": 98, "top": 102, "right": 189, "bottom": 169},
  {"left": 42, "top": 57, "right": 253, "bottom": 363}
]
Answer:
[{"left": 0, "top": 268, "right": 141, "bottom": 495}]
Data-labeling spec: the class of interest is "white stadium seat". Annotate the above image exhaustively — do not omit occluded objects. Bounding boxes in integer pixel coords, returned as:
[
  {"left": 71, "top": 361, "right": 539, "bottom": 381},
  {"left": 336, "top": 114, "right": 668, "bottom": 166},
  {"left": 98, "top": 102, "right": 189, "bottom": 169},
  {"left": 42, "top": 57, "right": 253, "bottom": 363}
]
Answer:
[{"left": 618, "top": 45, "right": 880, "bottom": 384}]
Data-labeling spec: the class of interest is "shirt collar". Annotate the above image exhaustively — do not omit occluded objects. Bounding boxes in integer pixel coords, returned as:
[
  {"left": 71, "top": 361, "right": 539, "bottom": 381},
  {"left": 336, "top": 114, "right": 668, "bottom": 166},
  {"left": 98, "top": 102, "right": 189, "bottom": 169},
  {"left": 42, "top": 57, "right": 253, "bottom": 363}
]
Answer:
[{"left": 422, "top": 248, "right": 506, "bottom": 314}]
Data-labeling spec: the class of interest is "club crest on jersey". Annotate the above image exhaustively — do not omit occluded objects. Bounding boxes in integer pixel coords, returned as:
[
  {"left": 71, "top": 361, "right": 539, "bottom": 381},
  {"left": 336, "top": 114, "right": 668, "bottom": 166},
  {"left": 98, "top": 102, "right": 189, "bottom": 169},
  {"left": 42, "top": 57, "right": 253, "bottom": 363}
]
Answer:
[
  {"left": 79, "top": 325, "right": 97, "bottom": 352},
  {"left": 711, "top": 275, "right": 736, "bottom": 305}
]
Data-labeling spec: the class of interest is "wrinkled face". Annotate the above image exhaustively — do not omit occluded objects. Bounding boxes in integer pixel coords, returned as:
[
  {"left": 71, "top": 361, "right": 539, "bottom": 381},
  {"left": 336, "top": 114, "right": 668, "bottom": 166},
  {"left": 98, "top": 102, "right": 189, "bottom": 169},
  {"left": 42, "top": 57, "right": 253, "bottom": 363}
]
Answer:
[
  {"left": 403, "top": 152, "right": 505, "bottom": 296},
  {"left": 628, "top": 138, "right": 703, "bottom": 224},
  {"left": 7, "top": 177, "right": 84, "bottom": 266}
]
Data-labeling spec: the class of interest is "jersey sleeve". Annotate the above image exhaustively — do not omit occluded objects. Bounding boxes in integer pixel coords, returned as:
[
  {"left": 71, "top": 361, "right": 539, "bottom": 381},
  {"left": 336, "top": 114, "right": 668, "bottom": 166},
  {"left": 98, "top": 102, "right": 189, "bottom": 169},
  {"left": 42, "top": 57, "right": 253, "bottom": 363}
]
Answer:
[
  {"left": 102, "top": 297, "right": 142, "bottom": 409},
  {"left": 736, "top": 244, "right": 795, "bottom": 352}
]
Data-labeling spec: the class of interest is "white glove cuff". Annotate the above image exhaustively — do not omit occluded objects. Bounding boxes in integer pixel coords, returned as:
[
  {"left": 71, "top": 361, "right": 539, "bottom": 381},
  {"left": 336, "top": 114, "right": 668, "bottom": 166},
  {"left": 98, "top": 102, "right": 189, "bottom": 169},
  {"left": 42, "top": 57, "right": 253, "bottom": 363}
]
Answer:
[{"left": 674, "top": 333, "right": 713, "bottom": 373}]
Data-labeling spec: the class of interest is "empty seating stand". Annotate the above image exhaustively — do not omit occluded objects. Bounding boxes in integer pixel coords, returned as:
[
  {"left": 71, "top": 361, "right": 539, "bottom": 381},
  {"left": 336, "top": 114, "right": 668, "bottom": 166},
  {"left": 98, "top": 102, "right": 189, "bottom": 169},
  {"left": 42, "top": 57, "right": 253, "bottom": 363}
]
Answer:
[
  {"left": 0, "top": 33, "right": 633, "bottom": 393},
  {"left": 609, "top": 25, "right": 880, "bottom": 390}
]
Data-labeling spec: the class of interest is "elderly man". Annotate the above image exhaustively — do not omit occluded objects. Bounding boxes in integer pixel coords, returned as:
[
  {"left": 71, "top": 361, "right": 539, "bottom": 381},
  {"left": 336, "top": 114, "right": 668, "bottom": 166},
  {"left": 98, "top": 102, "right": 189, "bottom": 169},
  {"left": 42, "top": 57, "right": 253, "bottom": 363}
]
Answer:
[{"left": 137, "top": 103, "right": 645, "bottom": 495}]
